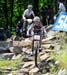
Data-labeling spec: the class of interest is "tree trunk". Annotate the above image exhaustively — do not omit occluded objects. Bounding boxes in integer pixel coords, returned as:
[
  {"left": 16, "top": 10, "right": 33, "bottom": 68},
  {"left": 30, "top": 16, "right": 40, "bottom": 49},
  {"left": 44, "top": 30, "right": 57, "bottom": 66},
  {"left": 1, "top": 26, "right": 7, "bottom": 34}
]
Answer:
[
  {"left": 4, "top": 0, "right": 8, "bottom": 30},
  {"left": 19, "top": 1, "right": 22, "bottom": 15},
  {"left": 10, "top": 0, "right": 14, "bottom": 31},
  {"left": 33, "top": 0, "right": 39, "bottom": 16}
]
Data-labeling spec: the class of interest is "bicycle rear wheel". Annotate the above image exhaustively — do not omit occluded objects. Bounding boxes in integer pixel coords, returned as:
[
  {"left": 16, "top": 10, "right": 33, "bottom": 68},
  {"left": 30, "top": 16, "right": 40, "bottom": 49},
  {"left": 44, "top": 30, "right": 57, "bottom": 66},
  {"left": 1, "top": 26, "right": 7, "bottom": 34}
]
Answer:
[{"left": 35, "top": 46, "right": 38, "bottom": 66}]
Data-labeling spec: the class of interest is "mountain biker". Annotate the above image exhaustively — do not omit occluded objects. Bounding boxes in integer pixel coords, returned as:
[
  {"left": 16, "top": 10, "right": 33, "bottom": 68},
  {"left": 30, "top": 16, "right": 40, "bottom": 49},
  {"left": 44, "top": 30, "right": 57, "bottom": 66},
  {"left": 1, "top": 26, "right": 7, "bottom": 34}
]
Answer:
[
  {"left": 23, "top": 5, "right": 35, "bottom": 20},
  {"left": 27, "top": 16, "right": 46, "bottom": 36},
  {"left": 22, "top": 5, "right": 35, "bottom": 37},
  {"left": 27, "top": 16, "right": 47, "bottom": 52}
]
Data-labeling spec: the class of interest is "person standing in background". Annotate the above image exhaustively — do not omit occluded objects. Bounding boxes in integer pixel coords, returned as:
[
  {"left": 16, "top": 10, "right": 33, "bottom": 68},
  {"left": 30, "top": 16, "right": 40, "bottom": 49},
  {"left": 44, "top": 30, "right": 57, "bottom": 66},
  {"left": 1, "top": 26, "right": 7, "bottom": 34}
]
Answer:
[{"left": 54, "top": 0, "right": 66, "bottom": 19}]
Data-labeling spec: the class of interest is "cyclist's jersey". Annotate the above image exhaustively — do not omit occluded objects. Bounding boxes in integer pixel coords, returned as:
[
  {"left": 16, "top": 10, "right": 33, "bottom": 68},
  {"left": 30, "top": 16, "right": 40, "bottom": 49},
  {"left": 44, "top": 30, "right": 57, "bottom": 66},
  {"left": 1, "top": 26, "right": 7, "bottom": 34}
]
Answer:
[
  {"left": 33, "top": 23, "right": 42, "bottom": 34},
  {"left": 28, "top": 22, "right": 43, "bottom": 35},
  {"left": 23, "top": 9, "right": 35, "bottom": 19},
  {"left": 59, "top": 3, "right": 66, "bottom": 12}
]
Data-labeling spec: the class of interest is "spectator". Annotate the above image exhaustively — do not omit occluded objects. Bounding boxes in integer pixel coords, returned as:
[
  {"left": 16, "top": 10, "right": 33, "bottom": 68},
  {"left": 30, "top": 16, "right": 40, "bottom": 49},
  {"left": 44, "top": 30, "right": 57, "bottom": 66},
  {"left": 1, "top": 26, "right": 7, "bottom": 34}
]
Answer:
[
  {"left": 41, "top": 4, "right": 53, "bottom": 26},
  {"left": 56, "top": 0, "right": 66, "bottom": 16},
  {"left": 41, "top": 6, "right": 48, "bottom": 26}
]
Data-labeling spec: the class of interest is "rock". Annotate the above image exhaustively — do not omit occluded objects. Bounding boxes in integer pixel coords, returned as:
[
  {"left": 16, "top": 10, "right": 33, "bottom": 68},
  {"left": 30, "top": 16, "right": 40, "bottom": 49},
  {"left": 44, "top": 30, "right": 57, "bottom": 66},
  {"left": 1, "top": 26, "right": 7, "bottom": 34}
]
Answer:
[
  {"left": 29, "top": 64, "right": 35, "bottom": 70},
  {"left": 9, "top": 46, "right": 22, "bottom": 54},
  {"left": 42, "top": 40, "right": 53, "bottom": 44},
  {"left": 7, "top": 73, "right": 13, "bottom": 75},
  {"left": 44, "top": 73, "right": 50, "bottom": 75},
  {"left": 19, "top": 40, "right": 25, "bottom": 47},
  {"left": 6, "top": 38, "right": 12, "bottom": 42},
  {"left": 57, "top": 69, "right": 67, "bottom": 75},
  {"left": 6, "top": 39, "right": 13, "bottom": 47},
  {"left": 24, "top": 38, "right": 32, "bottom": 47},
  {"left": 9, "top": 47, "right": 14, "bottom": 53},
  {"left": 39, "top": 51, "right": 45, "bottom": 56},
  {"left": 42, "top": 31, "right": 59, "bottom": 42},
  {"left": 42, "top": 36, "right": 55, "bottom": 42},
  {"left": 29, "top": 67, "right": 39, "bottom": 73},
  {"left": 22, "top": 48, "right": 32, "bottom": 54},
  {"left": 22, "top": 55, "right": 34, "bottom": 61},
  {"left": 40, "top": 53, "right": 49, "bottom": 61},
  {"left": 12, "top": 38, "right": 32, "bottom": 47},
  {"left": 44, "top": 49, "right": 55, "bottom": 52},
  {"left": 12, "top": 41, "right": 19, "bottom": 47},
  {"left": 12, "top": 55, "right": 16, "bottom": 59},
  {"left": 18, "top": 39, "right": 32, "bottom": 47},
  {"left": 0, "top": 53, "right": 14, "bottom": 60},
  {"left": 54, "top": 44, "right": 61, "bottom": 51},
  {"left": 41, "top": 44, "right": 52, "bottom": 49},
  {"left": 12, "top": 54, "right": 22, "bottom": 59},
  {"left": 55, "top": 61, "right": 60, "bottom": 65},
  {"left": 22, "top": 48, "right": 28, "bottom": 52},
  {"left": 46, "top": 24, "right": 53, "bottom": 30},
  {"left": 13, "top": 46, "right": 22, "bottom": 55},
  {"left": 0, "top": 41, "right": 11, "bottom": 53},
  {"left": 17, "top": 68, "right": 29, "bottom": 73},
  {"left": 42, "top": 43, "right": 55, "bottom": 49},
  {"left": 47, "top": 31, "right": 59, "bottom": 36},
  {"left": 48, "top": 62, "right": 55, "bottom": 68},
  {"left": 22, "top": 61, "right": 34, "bottom": 68},
  {"left": 10, "top": 35, "right": 16, "bottom": 40},
  {"left": 0, "top": 67, "right": 12, "bottom": 72},
  {"left": 46, "top": 57, "right": 53, "bottom": 62}
]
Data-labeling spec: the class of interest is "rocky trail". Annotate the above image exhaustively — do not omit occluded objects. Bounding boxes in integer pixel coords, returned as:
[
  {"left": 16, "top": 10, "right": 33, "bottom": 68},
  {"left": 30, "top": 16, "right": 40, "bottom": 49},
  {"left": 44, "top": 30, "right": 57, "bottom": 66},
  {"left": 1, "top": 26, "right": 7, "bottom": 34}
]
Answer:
[{"left": 0, "top": 30, "right": 61, "bottom": 75}]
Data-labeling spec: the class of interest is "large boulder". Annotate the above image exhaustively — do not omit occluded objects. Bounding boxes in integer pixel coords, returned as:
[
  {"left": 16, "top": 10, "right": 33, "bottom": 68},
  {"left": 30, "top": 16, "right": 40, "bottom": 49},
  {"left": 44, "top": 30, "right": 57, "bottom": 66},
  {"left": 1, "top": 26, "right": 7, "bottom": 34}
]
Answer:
[
  {"left": 0, "top": 53, "right": 14, "bottom": 60},
  {"left": 9, "top": 46, "right": 22, "bottom": 55},
  {"left": 19, "top": 38, "right": 32, "bottom": 47},
  {"left": 0, "top": 41, "right": 11, "bottom": 53}
]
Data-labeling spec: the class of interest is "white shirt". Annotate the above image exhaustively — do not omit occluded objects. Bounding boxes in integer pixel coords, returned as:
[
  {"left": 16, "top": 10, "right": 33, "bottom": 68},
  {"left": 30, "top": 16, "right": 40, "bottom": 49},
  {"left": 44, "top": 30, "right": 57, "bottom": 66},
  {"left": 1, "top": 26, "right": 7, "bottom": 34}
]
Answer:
[
  {"left": 59, "top": 2, "right": 66, "bottom": 12},
  {"left": 23, "top": 9, "right": 35, "bottom": 19}
]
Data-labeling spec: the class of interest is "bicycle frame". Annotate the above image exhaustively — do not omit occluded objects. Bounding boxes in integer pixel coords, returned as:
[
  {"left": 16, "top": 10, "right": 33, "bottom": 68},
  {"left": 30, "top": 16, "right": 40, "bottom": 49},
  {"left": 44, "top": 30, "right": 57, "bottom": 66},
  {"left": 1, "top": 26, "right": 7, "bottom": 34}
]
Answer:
[{"left": 33, "top": 34, "right": 41, "bottom": 66}]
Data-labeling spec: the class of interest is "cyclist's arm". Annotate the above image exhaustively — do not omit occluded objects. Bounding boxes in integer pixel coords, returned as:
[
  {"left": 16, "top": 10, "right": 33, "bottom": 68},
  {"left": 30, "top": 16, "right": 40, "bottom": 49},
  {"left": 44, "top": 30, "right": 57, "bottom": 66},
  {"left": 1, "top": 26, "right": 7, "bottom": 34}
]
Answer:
[
  {"left": 22, "top": 10, "right": 27, "bottom": 20},
  {"left": 56, "top": 4, "right": 62, "bottom": 16},
  {"left": 56, "top": 9, "right": 62, "bottom": 16},
  {"left": 41, "top": 24, "right": 47, "bottom": 33},
  {"left": 32, "top": 11, "right": 35, "bottom": 17}
]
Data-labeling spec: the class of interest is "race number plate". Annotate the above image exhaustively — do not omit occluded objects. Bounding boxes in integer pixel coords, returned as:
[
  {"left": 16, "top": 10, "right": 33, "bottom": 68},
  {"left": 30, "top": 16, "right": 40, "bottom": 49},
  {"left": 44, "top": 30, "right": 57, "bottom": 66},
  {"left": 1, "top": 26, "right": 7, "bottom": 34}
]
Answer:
[{"left": 34, "top": 35, "right": 40, "bottom": 40}]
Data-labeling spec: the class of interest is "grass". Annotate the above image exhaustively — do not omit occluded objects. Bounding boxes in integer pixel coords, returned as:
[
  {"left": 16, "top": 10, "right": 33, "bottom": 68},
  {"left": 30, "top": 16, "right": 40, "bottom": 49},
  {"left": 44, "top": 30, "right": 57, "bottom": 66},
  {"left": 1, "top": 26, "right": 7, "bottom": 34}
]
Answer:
[
  {"left": 50, "top": 32, "right": 67, "bottom": 74},
  {"left": 0, "top": 59, "right": 21, "bottom": 70},
  {"left": 50, "top": 50, "right": 67, "bottom": 75},
  {"left": 0, "top": 59, "right": 21, "bottom": 75}
]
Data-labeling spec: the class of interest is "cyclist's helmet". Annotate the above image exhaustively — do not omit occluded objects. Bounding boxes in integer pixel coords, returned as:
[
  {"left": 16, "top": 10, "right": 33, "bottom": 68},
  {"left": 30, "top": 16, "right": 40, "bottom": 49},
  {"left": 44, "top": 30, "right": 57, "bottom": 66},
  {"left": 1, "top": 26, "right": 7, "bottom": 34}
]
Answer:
[
  {"left": 33, "top": 16, "right": 40, "bottom": 22},
  {"left": 27, "top": 5, "right": 33, "bottom": 9}
]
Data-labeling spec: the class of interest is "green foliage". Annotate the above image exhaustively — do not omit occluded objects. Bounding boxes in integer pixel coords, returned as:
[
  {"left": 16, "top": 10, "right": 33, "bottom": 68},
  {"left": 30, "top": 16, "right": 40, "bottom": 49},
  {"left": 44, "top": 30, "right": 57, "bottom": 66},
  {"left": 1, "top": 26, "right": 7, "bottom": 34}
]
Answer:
[
  {"left": 50, "top": 32, "right": 67, "bottom": 74},
  {"left": 52, "top": 50, "right": 67, "bottom": 68},
  {"left": 0, "top": 59, "right": 21, "bottom": 70},
  {"left": 0, "top": 0, "right": 57, "bottom": 30},
  {"left": 50, "top": 49, "right": 67, "bottom": 74}
]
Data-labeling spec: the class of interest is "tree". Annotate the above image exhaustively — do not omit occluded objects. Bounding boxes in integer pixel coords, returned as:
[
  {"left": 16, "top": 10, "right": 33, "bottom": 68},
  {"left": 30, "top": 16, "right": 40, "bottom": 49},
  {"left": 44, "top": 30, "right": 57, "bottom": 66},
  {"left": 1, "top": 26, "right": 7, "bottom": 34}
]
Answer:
[
  {"left": 0, "top": 0, "right": 62, "bottom": 32},
  {"left": 10, "top": 0, "right": 14, "bottom": 31},
  {"left": 33, "top": 0, "right": 39, "bottom": 16},
  {"left": 4, "top": 0, "right": 8, "bottom": 29}
]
